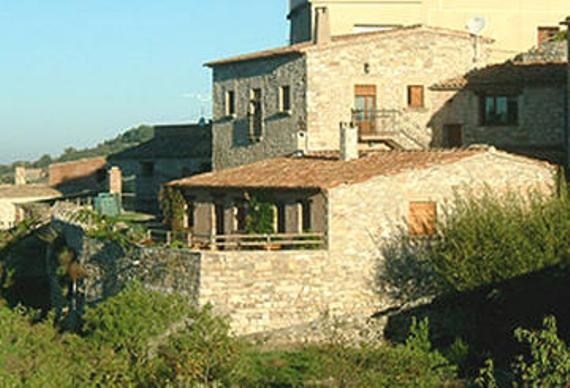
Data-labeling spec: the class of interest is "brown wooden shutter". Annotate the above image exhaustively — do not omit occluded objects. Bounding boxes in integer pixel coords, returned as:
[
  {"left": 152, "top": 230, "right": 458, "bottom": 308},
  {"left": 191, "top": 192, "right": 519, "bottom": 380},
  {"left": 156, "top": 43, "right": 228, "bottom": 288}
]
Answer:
[
  {"left": 408, "top": 85, "right": 424, "bottom": 108},
  {"left": 355, "top": 85, "right": 377, "bottom": 96},
  {"left": 408, "top": 201, "right": 437, "bottom": 236}
]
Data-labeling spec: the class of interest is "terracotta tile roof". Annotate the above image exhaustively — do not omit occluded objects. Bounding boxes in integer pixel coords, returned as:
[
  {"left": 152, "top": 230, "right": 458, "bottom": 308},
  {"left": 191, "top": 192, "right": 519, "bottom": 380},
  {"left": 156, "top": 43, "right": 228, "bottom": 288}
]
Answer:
[
  {"left": 205, "top": 25, "right": 493, "bottom": 67},
  {"left": 431, "top": 62, "right": 567, "bottom": 91},
  {"left": 169, "top": 148, "right": 490, "bottom": 190},
  {"left": 0, "top": 185, "right": 62, "bottom": 199}
]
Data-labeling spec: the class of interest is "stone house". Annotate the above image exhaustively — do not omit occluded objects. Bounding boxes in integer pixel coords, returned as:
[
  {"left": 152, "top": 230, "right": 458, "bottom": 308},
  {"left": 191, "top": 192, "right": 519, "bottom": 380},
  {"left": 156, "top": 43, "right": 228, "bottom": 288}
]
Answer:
[
  {"left": 288, "top": 0, "right": 569, "bottom": 60},
  {"left": 166, "top": 128, "right": 556, "bottom": 334},
  {"left": 108, "top": 123, "right": 212, "bottom": 214},
  {"left": 0, "top": 185, "right": 61, "bottom": 230},
  {"left": 208, "top": 23, "right": 494, "bottom": 171},
  {"left": 426, "top": 36, "right": 569, "bottom": 164}
]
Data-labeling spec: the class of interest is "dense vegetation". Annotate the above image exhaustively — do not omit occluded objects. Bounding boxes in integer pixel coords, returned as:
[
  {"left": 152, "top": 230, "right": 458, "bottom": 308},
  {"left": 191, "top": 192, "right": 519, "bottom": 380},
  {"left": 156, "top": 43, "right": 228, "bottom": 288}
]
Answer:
[
  {"left": 0, "top": 125, "right": 154, "bottom": 183},
  {"left": 380, "top": 182, "right": 570, "bottom": 384},
  {"left": 0, "top": 283, "right": 460, "bottom": 386}
]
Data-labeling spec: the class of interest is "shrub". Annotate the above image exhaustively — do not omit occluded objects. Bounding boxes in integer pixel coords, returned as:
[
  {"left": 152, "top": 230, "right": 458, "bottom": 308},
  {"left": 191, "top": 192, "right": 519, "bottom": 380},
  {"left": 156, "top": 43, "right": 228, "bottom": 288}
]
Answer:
[
  {"left": 513, "top": 316, "right": 570, "bottom": 386},
  {"left": 426, "top": 189, "right": 570, "bottom": 292}
]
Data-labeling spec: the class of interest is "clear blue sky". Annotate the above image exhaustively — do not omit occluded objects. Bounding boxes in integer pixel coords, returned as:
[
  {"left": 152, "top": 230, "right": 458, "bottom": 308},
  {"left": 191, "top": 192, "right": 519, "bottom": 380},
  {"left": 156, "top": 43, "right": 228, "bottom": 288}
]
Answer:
[{"left": 0, "top": 0, "right": 289, "bottom": 164}]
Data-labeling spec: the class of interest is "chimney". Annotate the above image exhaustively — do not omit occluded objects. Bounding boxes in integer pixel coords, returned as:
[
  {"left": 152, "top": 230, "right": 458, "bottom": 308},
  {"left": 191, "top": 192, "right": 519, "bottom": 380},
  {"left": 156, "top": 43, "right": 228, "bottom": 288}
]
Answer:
[
  {"left": 314, "top": 7, "right": 331, "bottom": 44},
  {"left": 108, "top": 166, "right": 122, "bottom": 194},
  {"left": 296, "top": 130, "right": 308, "bottom": 155},
  {"left": 14, "top": 166, "right": 26, "bottom": 186},
  {"left": 340, "top": 122, "right": 358, "bottom": 161}
]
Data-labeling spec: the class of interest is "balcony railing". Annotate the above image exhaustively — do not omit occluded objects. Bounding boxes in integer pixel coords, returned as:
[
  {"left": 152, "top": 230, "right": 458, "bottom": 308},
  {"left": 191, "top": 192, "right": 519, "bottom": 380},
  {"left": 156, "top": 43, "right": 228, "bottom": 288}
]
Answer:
[
  {"left": 351, "top": 109, "right": 427, "bottom": 149},
  {"left": 144, "top": 230, "right": 326, "bottom": 251}
]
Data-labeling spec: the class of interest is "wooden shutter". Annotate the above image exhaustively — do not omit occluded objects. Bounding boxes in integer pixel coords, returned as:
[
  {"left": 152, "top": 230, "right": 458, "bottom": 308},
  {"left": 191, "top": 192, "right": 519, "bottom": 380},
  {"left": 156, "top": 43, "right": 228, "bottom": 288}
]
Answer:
[
  {"left": 408, "top": 85, "right": 424, "bottom": 108},
  {"left": 408, "top": 201, "right": 437, "bottom": 236},
  {"left": 355, "top": 85, "right": 377, "bottom": 97}
]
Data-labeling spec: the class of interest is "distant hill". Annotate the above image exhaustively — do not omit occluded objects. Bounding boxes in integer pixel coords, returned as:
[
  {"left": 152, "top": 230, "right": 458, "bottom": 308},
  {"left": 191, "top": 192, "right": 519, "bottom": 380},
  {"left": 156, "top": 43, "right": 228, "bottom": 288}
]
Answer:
[{"left": 0, "top": 125, "right": 155, "bottom": 184}]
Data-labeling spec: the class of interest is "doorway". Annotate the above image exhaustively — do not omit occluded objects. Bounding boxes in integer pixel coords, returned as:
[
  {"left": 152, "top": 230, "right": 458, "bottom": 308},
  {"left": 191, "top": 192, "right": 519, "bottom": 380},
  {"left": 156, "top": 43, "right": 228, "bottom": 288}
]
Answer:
[
  {"left": 443, "top": 124, "right": 463, "bottom": 148},
  {"left": 354, "top": 85, "right": 377, "bottom": 135}
]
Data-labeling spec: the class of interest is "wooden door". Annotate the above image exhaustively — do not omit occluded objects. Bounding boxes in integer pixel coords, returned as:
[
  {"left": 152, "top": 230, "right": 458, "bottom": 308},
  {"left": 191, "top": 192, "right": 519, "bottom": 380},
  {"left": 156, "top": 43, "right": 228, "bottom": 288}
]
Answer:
[
  {"left": 354, "top": 85, "right": 377, "bottom": 135},
  {"left": 444, "top": 124, "right": 463, "bottom": 148}
]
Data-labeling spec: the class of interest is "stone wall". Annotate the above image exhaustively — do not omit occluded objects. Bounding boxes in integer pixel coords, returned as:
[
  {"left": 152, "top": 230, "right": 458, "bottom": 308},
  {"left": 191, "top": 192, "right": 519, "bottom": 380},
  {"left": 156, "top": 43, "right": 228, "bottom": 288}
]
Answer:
[
  {"left": 53, "top": 219, "right": 201, "bottom": 306},
  {"left": 212, "top": 54, "right": 307, "bottom": 171},
  {"left": 431, "top": 86, "right": 566, "bottom": 163},
  {"left": 327, "top": 149, "right": 556, "bottom": 317},
  {"left": 305, "top": 29, "right": 492, "bottom": 151}
]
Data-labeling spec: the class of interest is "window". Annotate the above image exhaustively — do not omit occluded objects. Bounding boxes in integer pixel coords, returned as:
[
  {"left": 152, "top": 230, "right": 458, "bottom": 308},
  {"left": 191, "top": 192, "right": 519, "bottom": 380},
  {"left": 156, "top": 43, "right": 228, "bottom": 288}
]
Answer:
[
  {"left": 408, "top": 201, "right": 437, "bottom": 236},
  {"left": 248, "top": 88, "right": 263, "bottom": 141},
  {"left": 480, "top": 95, "right": 518, "bottom": 126},
  {"left": 537, "top": 26, "right": 560, "bottom": 45},
  {"left": 140, "top": 162, "right": 155, "bottom": 177},
  {"left": 279, "top": 85, "right": 291, "bottom": 112},
  {"left": 407, "top": 85, "right": 424, "bottom": 108},
  {"left": 225, "top": 90, "right": 235, "bottom": 116}
]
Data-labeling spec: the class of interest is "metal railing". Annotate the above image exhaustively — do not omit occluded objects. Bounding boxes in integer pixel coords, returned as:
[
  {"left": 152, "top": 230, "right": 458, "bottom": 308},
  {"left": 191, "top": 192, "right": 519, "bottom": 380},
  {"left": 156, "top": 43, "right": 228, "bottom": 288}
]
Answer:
[
  {"left": 144, "top": 230, "right": 326, "bottom": 251},
  {"left": 351, "top": 109, "right": 427, "bottom": 149}
]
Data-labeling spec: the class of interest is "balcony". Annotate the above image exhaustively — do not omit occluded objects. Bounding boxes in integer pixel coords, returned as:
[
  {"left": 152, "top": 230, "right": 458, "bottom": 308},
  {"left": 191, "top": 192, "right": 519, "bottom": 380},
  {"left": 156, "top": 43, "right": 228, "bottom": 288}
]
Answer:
[{"left": 351, "top": 109, "right": 428, "bottom": 150}]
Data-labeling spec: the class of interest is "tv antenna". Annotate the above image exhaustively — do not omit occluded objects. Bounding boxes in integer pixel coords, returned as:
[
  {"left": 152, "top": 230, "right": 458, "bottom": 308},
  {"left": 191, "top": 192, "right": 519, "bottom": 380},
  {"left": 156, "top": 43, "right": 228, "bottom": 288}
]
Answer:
[
  {"left": 466, "top": 16, "right": 487, "bottom": 35},
  {"left": 466, "top": 16, "right": 487, "bottom": 65}
]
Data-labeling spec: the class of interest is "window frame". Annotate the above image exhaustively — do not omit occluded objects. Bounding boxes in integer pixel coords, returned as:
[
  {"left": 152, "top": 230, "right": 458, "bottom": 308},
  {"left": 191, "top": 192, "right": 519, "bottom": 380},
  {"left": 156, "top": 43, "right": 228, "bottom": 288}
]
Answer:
[
  {"left": 479, "top": 95, "right": 519, "bottom": 126},
  {"left": 248, "top": 88, "right": 264, "bottom": 141},
  {"left": 225, "top": 90, "right": 236, "bottom": 117},
  {"left": 279, "top": 85, "right": 292, "bottom": 113},
  {"left": 407, "top": 85, "right": 425, "bottom": 109}
]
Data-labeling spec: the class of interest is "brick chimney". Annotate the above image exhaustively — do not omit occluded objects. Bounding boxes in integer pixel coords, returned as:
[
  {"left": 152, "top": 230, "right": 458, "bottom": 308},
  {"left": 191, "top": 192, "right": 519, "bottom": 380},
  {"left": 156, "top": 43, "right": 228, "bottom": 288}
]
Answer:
[
  {"left": 14, "top": 166, "right": 26, "bottom": 185},
  {"left": 314, "top": 7, "right": 331, "bottom": 44},
  {"left": 340, "top": 122, "right": 358, "bottom": 161},
  {"left": 108, "top": 166, "right": 122, "bottom": 194}
]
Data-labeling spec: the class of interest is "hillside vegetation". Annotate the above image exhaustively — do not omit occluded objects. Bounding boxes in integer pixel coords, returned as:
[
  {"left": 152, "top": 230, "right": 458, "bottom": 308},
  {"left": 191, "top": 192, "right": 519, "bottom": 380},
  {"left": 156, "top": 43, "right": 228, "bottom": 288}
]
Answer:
[{"left": 0, "top": 125, "right": 154, "bottom": 183}]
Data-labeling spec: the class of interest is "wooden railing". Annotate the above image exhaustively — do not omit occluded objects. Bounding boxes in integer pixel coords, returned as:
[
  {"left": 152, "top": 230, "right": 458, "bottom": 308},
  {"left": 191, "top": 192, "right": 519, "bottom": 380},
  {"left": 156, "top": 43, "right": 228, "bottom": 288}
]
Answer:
[{"left": 144, "top": 230, "right": 326, "bottom": 251}]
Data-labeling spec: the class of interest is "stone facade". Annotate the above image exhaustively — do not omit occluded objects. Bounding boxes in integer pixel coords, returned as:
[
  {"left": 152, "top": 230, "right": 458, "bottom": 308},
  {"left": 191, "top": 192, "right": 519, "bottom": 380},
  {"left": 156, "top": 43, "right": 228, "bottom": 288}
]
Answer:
[
  {"left": 210, "top": 26, "right": 493, "bottom": 170},
  {"left": 305, "top": 29, "right": 491, "bottom": 152},
  {"left": 163, "top": 148, "right": 556, "bottom": 335},
  {"left": 288, "top": 0, "right": 569, "bottom": 60},
  {"left": 430, "top": 63, "right": 567, "bottom": 164},
  {"left": 211, "top": 55, "right": 307, "bottom": 170}
]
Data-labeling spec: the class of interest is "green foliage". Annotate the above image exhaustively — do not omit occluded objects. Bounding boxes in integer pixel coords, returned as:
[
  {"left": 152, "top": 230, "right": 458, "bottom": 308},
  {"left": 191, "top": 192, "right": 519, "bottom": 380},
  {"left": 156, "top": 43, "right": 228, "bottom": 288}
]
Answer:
[
  {"left": 513, "top": 316, "right": 570, "bottom": 386},
  {"left": 425, "top": 189, "right": 570, "bottom": 292},
  {"left": 159, "top": 186, "right": 187, "bottom": 232},
  {"left": 151, "top": 305, "right": 240, "bottom": 385},
  {"left": 475, "top": 359, "right": 498, "bottom": 388},
  {"left": 82, "top": 283, "right": 191, "bottom": 364},
  {"left": 245, "top": 194, "right": 275, "bottom": 235}
]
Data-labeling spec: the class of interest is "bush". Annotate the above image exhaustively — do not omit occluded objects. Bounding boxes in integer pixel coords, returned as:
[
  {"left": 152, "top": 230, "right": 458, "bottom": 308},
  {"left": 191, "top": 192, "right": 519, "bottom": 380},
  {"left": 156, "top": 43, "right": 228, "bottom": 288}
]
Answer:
[
  {"left": 426, "top": 189, "right": 570, "bottom": 292},
  {"left": 513, "top": 316, "right": 570, "bottom": 386}
]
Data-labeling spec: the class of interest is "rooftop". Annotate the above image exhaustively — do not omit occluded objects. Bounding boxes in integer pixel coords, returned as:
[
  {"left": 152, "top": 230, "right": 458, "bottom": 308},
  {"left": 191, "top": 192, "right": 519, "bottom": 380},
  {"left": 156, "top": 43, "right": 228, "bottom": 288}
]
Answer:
[
  {"left": 431, "top": 62, "right": 567, "bottom": 91},
  {"left": 168, "top": 148, "right": 503, "bottom": 190},
  {"left": 205, "top": 25, "right": 494, "bottom": 67},
  {"left": 0, "top": 185, "right": 62, "bottom": 199}
]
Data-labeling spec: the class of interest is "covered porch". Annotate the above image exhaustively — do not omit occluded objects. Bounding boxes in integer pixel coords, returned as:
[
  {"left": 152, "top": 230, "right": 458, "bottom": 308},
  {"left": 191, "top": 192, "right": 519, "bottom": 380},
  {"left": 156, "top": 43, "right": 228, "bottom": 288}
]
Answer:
[{"left": 179, "top": 187, "right": 328, "bottom": 251}]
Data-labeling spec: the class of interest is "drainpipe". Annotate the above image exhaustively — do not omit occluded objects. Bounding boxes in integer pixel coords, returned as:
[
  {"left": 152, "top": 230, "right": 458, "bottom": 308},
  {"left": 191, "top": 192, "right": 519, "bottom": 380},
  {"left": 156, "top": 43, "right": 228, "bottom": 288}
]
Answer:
[{"left": 561, "top": 17, "right": 570, "bottom": 167}]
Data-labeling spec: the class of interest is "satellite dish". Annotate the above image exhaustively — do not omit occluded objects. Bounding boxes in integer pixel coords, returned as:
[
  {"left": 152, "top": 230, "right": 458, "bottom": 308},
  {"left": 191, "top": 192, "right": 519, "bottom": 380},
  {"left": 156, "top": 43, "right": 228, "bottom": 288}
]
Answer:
[{"left": 466, "top": 16, "right": 486, "bottom": 35}]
